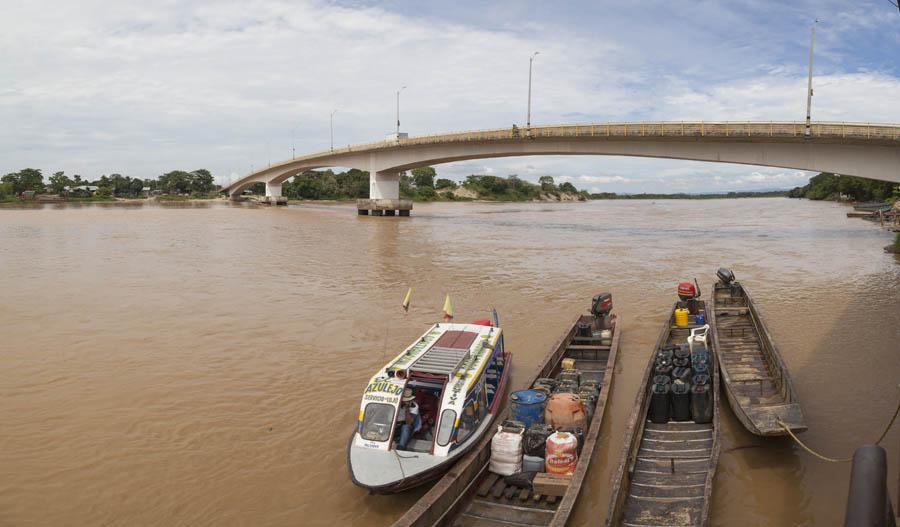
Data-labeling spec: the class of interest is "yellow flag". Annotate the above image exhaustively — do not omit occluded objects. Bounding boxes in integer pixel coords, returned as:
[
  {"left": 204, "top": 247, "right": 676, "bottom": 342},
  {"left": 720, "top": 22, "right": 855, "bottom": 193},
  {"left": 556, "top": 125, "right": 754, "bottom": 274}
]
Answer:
[
  {"left": 442, "top": 294, "right": 453, "bottom": 322},
  {"left": 402, "top": 287, "right": 412, "bottom": 312}
]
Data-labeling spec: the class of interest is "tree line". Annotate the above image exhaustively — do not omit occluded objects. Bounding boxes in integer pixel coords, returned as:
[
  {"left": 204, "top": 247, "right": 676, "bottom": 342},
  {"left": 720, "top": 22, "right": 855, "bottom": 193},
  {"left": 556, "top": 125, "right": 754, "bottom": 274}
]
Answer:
[
  {"left": 787, "top": 172, "right": 899, "bottom": 202},
  {"left": 0, "top": 168, "right": 218, "bottom": 200},
  {"left": 589, "top": 190, "right": 789, "bottom": 200},
  {"left": 273, "top": 166, "right": 588, "bottom": 201}
]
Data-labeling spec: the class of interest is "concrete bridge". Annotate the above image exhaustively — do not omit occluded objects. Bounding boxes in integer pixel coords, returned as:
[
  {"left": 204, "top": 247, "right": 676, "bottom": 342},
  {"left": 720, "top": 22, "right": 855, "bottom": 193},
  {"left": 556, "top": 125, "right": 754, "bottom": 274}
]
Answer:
[{"left": 222, "top": 121, "right": 900, "bottom": 213}]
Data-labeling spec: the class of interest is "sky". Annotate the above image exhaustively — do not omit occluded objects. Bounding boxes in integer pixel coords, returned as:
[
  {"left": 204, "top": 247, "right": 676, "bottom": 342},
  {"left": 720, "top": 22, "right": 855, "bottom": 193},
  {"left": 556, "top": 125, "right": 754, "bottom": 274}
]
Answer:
[{"left": 1, "top": 0, "right": 899, "bottom": 193}]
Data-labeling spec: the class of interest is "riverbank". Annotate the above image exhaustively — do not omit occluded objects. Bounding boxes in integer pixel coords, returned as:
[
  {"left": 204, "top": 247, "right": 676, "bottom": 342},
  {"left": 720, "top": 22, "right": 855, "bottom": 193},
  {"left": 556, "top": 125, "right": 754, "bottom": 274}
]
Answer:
[{"left": 0, "top": 195, "right": 225, "bottom": 206}]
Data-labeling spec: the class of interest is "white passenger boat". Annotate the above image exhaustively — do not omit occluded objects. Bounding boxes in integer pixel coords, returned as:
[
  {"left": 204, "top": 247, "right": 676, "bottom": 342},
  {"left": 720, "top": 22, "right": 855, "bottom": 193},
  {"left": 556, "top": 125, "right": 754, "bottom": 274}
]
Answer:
[{"left": 347, "top": 318, "right": 511, "bottom": 493}]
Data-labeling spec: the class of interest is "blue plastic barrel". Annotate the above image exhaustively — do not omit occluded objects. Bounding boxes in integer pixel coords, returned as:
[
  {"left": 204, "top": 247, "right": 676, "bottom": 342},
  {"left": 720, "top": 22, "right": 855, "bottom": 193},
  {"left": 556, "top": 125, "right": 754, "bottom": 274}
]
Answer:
[{"left": 509, "top": 389, "right": 548, "bottom": 428}]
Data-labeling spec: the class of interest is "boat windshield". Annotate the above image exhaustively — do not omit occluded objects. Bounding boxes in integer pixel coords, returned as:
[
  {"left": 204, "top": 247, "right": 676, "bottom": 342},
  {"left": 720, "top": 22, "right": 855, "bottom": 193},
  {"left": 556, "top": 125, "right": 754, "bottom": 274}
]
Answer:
[{"left": 361, "top": 403, "right": 395, "bottom": 442}]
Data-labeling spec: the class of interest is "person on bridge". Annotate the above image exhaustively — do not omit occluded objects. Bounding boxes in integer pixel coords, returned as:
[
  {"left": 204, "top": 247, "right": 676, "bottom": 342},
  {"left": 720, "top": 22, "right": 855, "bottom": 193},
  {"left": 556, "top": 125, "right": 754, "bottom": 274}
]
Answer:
[{"left": 396, "top": 388, "right": 421, "bottom": 451}]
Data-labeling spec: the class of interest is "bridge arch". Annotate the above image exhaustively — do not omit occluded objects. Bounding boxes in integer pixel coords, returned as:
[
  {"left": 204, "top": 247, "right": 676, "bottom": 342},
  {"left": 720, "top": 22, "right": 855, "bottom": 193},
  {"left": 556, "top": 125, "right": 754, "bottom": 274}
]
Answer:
[{"left": 223, "top": 122, "right": 900, "bottom": 200}]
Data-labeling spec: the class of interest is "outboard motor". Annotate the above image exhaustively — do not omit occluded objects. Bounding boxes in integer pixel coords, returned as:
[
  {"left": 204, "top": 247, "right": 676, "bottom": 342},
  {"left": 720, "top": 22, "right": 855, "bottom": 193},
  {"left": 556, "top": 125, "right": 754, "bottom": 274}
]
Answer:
[
  {"left": 591, "top": 293, "right": 613, "bottom": 329},
  {"left": 716, "top": 267, "right": 735, "bottom": 285},
  {"left": 716, "top": 267, "right": 740, "bottom": 298},
  {"left": 591, "top": 293, "right": 612, "bottom": 316},
  {"left": 677, "top": 279, "right": 702, "bottom": 315}
]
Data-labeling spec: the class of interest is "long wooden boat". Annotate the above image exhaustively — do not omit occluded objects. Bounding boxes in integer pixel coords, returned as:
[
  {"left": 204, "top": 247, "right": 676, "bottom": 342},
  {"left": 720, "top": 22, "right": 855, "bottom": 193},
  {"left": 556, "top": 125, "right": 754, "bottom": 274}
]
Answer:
[
  {"left": 392, "top": 295, "right": 621, "bottom": 527},
  {"left": 348, "top": 318, "right": 511, "bottom": 494},
  {"left": 710, "top": 271, "right": 806, "bottom": 436},
  {"left": 606, "top": 298, "right": 720, "bottom": 527}
]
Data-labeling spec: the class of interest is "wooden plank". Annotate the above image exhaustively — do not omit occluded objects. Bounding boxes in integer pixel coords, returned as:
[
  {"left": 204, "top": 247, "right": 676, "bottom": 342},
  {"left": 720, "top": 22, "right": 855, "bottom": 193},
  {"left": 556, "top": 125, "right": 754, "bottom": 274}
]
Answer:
[
  {"left": 476, "top": 472, "right": 500, "bottom": 497},
  {"left": 518, "top": 488, "right": 530, "bottom": 501},
  {"left": 565, "top": 344, "right": 610, "bottom": 351},
  {"left": 467, "top": 499, "right": 555, "bottom": 526},
  {"left": 533, "top": 473, "right": 571, "bottom": 497},
  {"left": 491, "top": 479, "right": 507, "bottom": 499},
  {"left": 503, "top": 485, "right": 518, "bottom": 500}
]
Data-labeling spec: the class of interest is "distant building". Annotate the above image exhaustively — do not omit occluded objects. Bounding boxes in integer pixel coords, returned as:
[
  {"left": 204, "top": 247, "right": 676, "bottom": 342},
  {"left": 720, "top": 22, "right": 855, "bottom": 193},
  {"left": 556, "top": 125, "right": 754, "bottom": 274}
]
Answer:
[{"left": 64, "top": 185, "right": 99, "bottom": 197}]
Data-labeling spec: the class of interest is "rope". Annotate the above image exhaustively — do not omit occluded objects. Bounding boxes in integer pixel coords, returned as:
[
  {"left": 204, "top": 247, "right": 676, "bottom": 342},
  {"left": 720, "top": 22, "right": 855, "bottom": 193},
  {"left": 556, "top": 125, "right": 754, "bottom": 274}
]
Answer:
[
  {"left": 777, "top": 388, "right": 900, "bottom": 464},
  {"left": 777, "top": 420, "right": 852, "bottom": 463}
]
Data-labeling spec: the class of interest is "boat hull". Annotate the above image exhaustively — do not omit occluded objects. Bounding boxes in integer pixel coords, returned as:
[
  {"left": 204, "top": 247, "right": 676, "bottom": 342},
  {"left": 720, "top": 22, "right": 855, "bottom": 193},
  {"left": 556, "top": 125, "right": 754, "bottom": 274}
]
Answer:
[
  {"left": 347, "top": 349, "right": 512, "bottom": 494},
  {"left": 606, "top": 301, "right": 720, "bottom": 527},
  {"left": 711, "top": 282, "right": 806, "bottom": 436},
  {"left": 392, "top": 311, "right": 621, "bottom": 527}
]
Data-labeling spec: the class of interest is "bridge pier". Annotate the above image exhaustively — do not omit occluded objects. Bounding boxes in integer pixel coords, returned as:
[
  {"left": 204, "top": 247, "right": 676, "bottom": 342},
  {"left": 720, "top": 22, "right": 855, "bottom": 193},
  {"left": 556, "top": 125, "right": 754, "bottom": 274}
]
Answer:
[
  {"left": 357, "top": 170, "right": 412, "bottom": 217},
  {"left": 262, "top": 181, "right": 287, "bottom": 206}
]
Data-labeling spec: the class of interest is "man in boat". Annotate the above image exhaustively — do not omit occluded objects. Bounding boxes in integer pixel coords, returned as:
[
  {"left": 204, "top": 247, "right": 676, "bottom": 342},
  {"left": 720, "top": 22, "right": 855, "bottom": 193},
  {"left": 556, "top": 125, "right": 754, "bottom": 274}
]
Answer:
[{"left": 396, "top": 388, "right": 421, "bottom": 451}]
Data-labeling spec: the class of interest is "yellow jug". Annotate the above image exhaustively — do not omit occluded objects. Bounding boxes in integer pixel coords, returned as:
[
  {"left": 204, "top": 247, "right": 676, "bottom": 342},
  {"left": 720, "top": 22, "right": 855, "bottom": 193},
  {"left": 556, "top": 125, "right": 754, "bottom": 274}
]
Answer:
[{"left": 674, "top": 308, "right": 689, "bottom": 327}]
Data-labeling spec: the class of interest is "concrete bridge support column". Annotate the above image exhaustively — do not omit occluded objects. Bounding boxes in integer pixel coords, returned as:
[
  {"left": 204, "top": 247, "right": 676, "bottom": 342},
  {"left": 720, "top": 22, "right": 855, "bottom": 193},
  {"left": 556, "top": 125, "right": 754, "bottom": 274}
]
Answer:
[
  {"left": 263, "top": 181, "right": 287, "bottom": 205},
  {"left": 357, "top": 170, "right": 412, "bottom": 216}
]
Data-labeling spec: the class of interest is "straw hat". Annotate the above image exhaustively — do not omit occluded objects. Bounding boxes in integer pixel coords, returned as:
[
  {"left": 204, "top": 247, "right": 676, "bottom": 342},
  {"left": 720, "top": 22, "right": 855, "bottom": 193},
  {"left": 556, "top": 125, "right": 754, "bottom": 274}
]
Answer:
[{"left": 402, "top": 388, "right": 415, "bottom": 402}]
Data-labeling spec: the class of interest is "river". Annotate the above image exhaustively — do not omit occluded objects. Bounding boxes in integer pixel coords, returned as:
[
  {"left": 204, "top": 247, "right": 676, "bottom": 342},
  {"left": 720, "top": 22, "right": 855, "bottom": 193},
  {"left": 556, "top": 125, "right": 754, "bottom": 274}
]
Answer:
[{"left": 0, "top": 198, "right": 897, "bottom": 526}]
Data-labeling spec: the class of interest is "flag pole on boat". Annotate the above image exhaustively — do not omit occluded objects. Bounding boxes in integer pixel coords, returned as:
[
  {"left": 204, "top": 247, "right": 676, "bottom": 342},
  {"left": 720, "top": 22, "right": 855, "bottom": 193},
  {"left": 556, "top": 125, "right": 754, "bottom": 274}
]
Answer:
[
  {"left": 442, "top": 294, "right": 453, "bottom": 322},
  {"left": 402, "top": 287, "right": 412, "bottom": 312}
]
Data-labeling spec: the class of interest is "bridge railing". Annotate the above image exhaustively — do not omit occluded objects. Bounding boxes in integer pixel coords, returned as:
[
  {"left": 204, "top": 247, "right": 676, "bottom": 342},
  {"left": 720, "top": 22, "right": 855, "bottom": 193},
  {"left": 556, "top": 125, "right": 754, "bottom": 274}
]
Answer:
[
  {"left": 229, "top": 121, "right": 900, "bottom": 188},
  {"left": 328, "top": 122, "right": 900, "bottom": 153}
]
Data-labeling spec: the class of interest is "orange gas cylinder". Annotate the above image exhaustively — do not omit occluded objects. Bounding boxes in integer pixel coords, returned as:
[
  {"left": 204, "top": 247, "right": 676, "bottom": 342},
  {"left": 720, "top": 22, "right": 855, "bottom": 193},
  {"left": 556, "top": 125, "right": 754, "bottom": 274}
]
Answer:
[
  {"left": 544, "top": 393, "right": 586, "bottom": 429},
  {"left": 545, "top": 431, "right": 578, "bottom": 475}
]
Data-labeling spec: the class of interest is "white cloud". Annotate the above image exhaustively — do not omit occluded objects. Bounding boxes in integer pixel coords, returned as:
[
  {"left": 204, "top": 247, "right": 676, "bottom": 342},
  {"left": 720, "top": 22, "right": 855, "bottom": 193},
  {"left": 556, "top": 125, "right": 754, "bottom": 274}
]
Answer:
[{"left": 0, "top": 0, "right": 897, "bottom": 192}]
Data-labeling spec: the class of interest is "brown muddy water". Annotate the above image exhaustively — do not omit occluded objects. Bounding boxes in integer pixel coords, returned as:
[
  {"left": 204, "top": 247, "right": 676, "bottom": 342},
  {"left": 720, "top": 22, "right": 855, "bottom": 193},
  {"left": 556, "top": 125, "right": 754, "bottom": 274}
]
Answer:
[{"left": 0, "top": 198, "right": 898, "bottom": 527}]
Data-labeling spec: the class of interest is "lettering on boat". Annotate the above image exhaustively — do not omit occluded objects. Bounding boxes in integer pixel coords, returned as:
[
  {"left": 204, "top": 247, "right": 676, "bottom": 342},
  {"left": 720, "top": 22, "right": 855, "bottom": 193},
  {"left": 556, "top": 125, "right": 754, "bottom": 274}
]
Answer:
[{"left": 364, "top": 381, "right": 404, "bottom": 396}]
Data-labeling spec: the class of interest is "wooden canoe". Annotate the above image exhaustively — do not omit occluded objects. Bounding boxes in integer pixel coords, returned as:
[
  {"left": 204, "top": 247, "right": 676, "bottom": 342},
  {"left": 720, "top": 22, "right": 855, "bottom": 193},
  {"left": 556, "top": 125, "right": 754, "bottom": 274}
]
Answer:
[
  {"left": 392, "top": 308, "right": 621, "bottom": 527},
  {"left": 606, "top": 301, "right": 720, "bottom": 527},
  {"left": 710, "top": 281, "right": 806, "bottom": 436}
]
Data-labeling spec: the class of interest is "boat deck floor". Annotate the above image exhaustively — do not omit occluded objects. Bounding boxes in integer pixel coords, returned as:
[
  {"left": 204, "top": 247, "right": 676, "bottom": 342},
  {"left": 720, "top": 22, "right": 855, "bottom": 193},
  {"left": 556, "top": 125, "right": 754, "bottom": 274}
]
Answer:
[
  {"left": 451, "top": 341, "right": 610, "bottom": 526},
  {"left": 620, "top": 421, "right": 714, "bottom": 527},
  {"left": 713, "top": 295, "right": 781, "bottom": 406},
  {"left": 714, "top": 289, "right": 805, "bottom": 434}
]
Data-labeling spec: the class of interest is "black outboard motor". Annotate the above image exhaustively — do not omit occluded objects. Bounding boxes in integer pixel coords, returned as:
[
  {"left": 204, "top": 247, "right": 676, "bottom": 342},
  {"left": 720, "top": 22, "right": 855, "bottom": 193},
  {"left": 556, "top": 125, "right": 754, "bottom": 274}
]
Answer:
[
  {"left": 716, "top": 267, "right": 735, "bottom": 285},
  {"left": 591, "top": 293, "right": 613, "bottom": 327}
]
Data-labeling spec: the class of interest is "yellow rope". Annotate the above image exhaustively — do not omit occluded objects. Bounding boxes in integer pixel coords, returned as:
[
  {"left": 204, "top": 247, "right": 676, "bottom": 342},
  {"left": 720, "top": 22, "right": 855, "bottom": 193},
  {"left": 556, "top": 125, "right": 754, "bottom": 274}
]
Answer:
[
  {"left": 777, "top": 420, "right": 853, "bottom": 463},
  {"left": 777, "top": 388, "right": 900, "bottom": 464}
]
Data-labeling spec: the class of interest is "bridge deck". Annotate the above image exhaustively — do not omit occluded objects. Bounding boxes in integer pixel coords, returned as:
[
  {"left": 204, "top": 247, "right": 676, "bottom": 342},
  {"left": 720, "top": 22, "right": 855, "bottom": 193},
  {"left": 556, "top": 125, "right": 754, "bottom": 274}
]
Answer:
[{"left": 224, "top": 121, "right": 900, "bottom": 195}]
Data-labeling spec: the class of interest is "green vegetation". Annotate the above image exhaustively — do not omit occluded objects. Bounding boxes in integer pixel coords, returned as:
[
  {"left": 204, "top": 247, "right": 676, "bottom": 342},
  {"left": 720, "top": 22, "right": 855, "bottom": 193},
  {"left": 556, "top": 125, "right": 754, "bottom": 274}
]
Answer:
[
  {"left": 279, "top": 167, "right": 589, "bottom": 202},
  {"left": 787, "top": 172, "right": 898, "bottom": 202},
  {"left": 589, "top": 190, "right": 788, "bottom": 200},
  {"left": 887, "top": 232, "right": 900, "bottom": 255},
  {"left": 0, "top": 168, "right": 219, "bottom": 202},
  {"left": 281, "top": 169, "right": 369, "bottom": 200}
]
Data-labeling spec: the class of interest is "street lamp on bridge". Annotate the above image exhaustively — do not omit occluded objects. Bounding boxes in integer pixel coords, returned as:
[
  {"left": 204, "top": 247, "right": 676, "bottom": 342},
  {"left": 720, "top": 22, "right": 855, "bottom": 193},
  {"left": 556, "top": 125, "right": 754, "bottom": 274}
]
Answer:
[
  {"left": 396, "top": 86, "right": 407, "bottom": 137},
  {"left": 330, "top": 109, "right": 338, "bottom": 151},
  {"left": 527, "top": 51, "right": 540, "bottom": 131},
  {"left": 804, "top": 20, "right": 817, "bottom": 138}
]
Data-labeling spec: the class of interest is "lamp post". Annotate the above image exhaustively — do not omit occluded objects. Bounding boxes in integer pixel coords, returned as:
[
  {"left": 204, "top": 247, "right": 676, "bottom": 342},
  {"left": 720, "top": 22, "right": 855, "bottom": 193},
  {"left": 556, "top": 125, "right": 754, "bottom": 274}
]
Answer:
[
  {"left": 527, "top": 51, "right": 539, "bottom": 130},
  {"left": 804, "top": 20, "right": 817, "bottom": 138},
  {"left": 330, "top": 109, "right": 338, "bottom": 151},
  {"left": 396, "top": 86, "right": 407, "bottom": 136}
]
